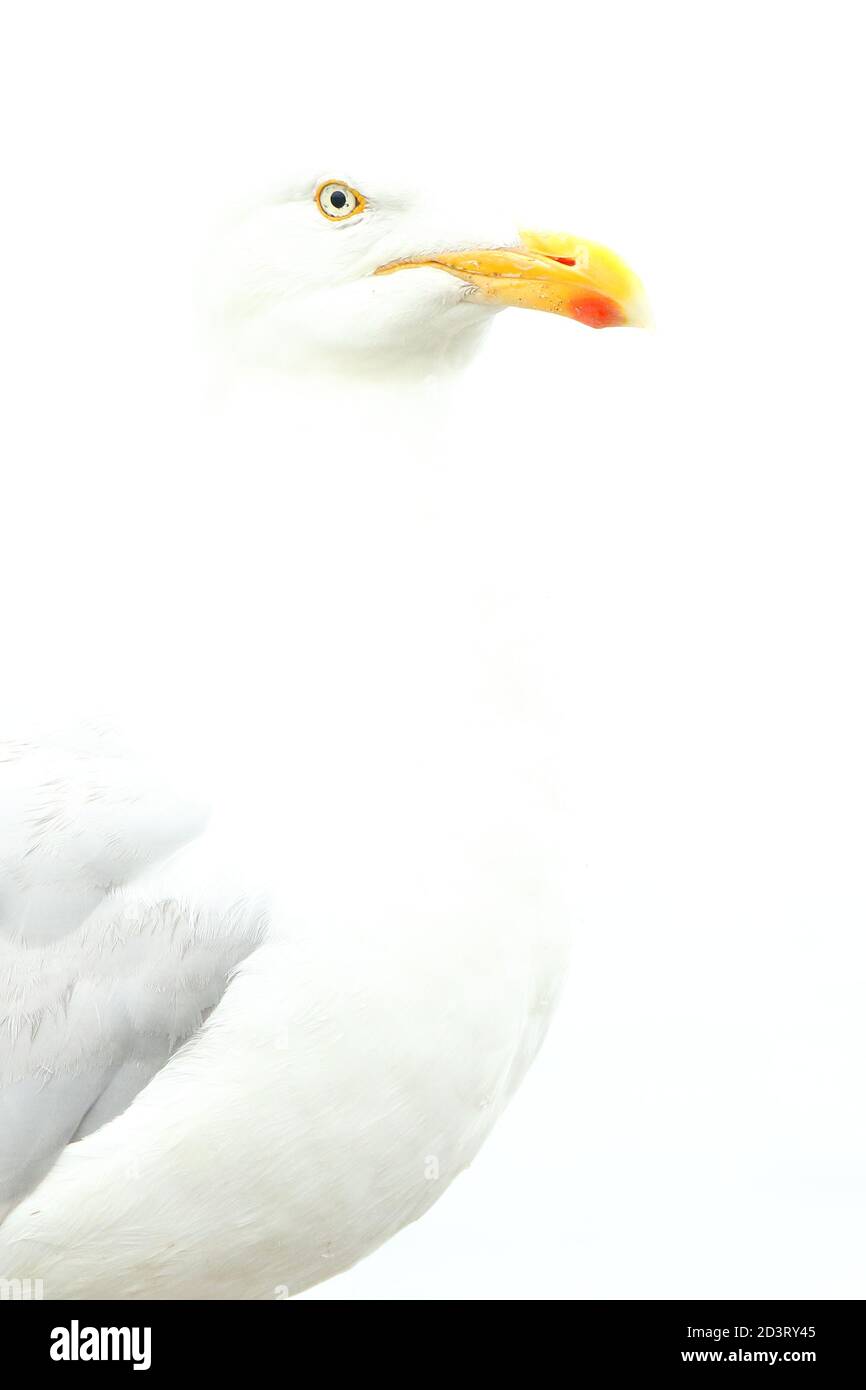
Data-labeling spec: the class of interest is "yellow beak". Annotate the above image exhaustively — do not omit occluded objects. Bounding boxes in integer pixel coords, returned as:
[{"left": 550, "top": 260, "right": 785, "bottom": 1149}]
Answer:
[{"left": 376, "top": 228, "right": 650, "bottom": 330}]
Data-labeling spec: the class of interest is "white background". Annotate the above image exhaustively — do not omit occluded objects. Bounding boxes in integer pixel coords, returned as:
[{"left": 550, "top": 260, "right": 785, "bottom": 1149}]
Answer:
[{"left": 3, "top": 2, "right": 865, "bottom": 1297}]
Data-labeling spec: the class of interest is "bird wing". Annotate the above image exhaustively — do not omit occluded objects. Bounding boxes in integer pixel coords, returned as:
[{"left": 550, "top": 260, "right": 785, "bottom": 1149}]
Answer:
[
  {"left": 0, "top": 887, "right": 265, "bottom": 1222},
  {"left": 0, "top": 724, "right": 208, "bottom": 943}
]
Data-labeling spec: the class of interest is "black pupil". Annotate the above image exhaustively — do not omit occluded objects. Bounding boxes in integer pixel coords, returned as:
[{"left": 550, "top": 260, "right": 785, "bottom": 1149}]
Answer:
[{"left": 330, "top": 189, "right": 348, "bottom": 210}]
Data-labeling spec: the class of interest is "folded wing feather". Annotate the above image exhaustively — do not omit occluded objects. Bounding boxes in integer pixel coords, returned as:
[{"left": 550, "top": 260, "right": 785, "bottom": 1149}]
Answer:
[
  {"left": 0, "top": 725, "right": 264, "bottom": 1222},
  {"left": 0, "top": 725, "right": 209, "bottom": 945},
  {"left": 0, "top": 889, "right": 265, "bottom": 1221}
]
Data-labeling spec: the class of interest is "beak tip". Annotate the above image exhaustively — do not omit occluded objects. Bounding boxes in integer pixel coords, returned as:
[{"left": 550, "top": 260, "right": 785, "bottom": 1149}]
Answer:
[
  {"left": 569, "top": 288, "right": 652, "bottom": 331},
  {"left": 627, "top": 292, "right": 654, "bottom": 331}
]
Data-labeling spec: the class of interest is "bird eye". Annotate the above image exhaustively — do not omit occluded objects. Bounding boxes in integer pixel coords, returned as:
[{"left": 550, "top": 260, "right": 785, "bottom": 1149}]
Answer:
[{"left": 316, "top": 181, "right": 364, "bottom": 221}]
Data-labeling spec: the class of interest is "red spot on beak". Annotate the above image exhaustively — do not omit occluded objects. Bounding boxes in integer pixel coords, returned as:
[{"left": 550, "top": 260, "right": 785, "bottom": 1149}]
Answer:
[
  {"left": 570, "top": 291, "right": 625, "bottom": 329},
  {"left": 550, "top": 256, "right": 577, "bottom": 266}
]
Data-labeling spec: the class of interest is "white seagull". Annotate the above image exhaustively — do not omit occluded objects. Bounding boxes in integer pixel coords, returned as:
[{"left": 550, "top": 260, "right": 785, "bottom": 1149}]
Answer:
[{"left": 0, "top": 169, "right": 647, "bottom": 1298}]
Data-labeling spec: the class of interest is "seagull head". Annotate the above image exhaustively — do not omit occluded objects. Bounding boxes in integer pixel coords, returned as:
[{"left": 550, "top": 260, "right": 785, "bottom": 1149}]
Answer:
[{"left": 206, "top": 169, "right": 650, "bottom": 378}]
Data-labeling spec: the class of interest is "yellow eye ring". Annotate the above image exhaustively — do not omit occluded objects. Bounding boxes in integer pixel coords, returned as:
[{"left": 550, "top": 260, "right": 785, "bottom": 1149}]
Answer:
[{"left": 315, "top": 180, "right": 366, "bottom": 221}]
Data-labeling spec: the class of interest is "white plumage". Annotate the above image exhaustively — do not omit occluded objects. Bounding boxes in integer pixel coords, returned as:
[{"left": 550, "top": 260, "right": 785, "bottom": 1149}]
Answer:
[
  {"left": 0, "top": 167, "right": 636, "bottom": 1297},
  {"left": 0, "top": 722, "right": 569, "bottom": 1296}
]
